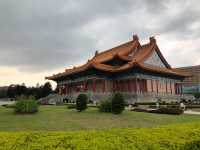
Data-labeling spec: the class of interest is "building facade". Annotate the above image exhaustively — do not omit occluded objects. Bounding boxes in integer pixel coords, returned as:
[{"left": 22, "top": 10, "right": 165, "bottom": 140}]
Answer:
[
  {"left": 177, "top": 65, "right": 200, "bottom": 94},
  {"left": 46, "top": 35, "right": 193, "bottom": 103}
]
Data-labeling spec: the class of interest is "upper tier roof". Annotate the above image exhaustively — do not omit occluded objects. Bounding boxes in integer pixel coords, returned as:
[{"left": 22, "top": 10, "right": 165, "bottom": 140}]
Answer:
[{"left": 46, "top": 35, "right": 189, "bottom": 80}]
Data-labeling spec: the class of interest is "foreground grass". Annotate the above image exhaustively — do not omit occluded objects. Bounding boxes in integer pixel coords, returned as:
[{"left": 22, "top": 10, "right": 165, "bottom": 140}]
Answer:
[
  {"left": 0, "top": 105, "right": 200, "bottom": 131},
  {"left": 0, "top": 123, "right": 200, "bottom": 149}
]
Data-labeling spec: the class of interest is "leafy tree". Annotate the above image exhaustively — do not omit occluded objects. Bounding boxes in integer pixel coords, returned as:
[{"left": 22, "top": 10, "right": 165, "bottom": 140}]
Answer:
[
  {"left": 194, "top": 92, "right": 200, "bottom": 99},
  {"left": 42, "top": 82, "right": 53, "bottom": 97},
  {"left": 76, "top": 94, "right": 88, "bottom": 112},
  {"left": 6, "top": 82, "right": 53, "bottom": 100},
  {"left": 111, "top": 93, "right": 125, "bottom": 114},
  {"left": 7, "top": 85, "right": 16, "bottom": 98},
  {"left": 0, "top": 87, "right": 7, "bottom": 98}
]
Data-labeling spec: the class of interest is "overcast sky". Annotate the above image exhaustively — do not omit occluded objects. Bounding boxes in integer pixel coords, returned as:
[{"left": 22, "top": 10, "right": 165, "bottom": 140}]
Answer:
[{"left": 0, "top": 0, "right": 200, "bottom": 87}]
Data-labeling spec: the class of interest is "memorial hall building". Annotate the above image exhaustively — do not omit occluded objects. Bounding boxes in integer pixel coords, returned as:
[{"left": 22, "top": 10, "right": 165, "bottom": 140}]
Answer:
[{"left": 46, "top": 35, "right": 192, "bottom": 102}]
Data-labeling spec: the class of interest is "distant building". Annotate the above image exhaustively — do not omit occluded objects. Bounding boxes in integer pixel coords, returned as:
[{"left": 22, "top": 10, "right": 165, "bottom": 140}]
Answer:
[
  {"left": 46, "top": 35, "right": 193, "bottom": 103},
  {"left": 176, "top": 65, "right": 200, "bottom": 93}
]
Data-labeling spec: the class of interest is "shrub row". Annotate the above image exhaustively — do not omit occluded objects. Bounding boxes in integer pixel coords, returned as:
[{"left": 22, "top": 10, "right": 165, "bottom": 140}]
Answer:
[
  {"left": 15, "top": 96, "right": 39, "bottom": 114},
  {"left": 0, "top": 122, "right": 200, "bottom": 149},
  {"left": 150, "top": 107, "right": 184, "bottom": 115},
  {"left": 76, "top": 94, "right": 88, "bottom": 112},
  {"left": 99, "top": 93, "right": 125, "bottom": 114},
  {"left": 15, "top": 100, "right": 39, "bottom": 114}
]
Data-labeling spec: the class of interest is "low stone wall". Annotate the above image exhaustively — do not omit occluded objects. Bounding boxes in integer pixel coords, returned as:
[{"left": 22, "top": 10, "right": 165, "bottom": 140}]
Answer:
[
  {"left": 64, "top": 92, "right": 194, "bottom": 104},
  {"left": 39, "top": 92, "right": 195, "bottom": 105}
]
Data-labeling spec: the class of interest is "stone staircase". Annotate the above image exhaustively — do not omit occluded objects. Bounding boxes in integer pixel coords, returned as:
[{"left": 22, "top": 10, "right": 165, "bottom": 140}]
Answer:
[{"left": 38, "top": 94, "right": 65, "bottom": 105}]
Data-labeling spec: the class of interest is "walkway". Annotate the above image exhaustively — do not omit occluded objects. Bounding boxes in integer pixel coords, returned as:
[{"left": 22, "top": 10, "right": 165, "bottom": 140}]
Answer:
[{"left": 184, "top": 110, "right": 200, "bottom": 115}]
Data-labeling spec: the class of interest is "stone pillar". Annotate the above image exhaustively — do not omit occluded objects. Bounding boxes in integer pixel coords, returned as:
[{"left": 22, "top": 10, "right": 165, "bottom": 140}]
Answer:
[
  {"left": 138, "top": 79, "right": 142, "bottom": 93},
  {"left": 180, "top": 83, "right": 183, "bottom": 95},
  {"left": 92, "top": 79, "right": 96, "bottom": 93},
  {"left": 115, "top": 80, "right": 118, "bottom": 92},
  {"left": 102, "top": 80, "right": 106, "bottom": 93},
  {"left": 127, "top": 79, "right": 131, "bottom": 92},
  {"left": 170, "top": 81, "right": 172, "bottom": 94},
  {"left": 151, "top": 79, "right": 153, "bottom": 92},
  {"left": 63, "top": 85, "right": 67, "bottom": 95},
  {"left": 112, "top": 80, "right": 115, "bottom": 92},
  {"left": 121, "top": 80, "right": 124, "bottom": 92},
  {"left": 84, "top": 81, "right": 87, "bottom": 92},
  {"left": 144, "top": 79, "right": 147, "bottom": 93},
  {"left": 59, "top": 86, "right": 62, "bottom": 95},
  {"left": 156, "top": 80, "right": 159, "bottom": 93},
  {"left": 135, "top": 78, "right": 138, "bottom": 93}
]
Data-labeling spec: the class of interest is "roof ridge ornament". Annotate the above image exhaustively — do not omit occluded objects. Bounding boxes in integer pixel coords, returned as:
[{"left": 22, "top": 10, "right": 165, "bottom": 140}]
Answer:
[
  {"left": 95, "top": 50, "right": 99, "bottom": 56},
  {"left": 133, "top": 34, "right": 139, "bottom": 41},
  {"left": 149, "top": 36, "right": 156, "bottom": 44}
]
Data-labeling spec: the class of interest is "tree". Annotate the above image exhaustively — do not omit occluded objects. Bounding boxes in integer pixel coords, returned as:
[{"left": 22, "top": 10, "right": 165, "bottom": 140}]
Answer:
[
  {"left": 194, "top": 92, "right": 200, "bottom": 99},
  {"left": 76, "top": 94, "right": 88, "bottom": 112},
  {"left": 7, "top": 84, "right": 27, "bottom": 98},
  {"left": 42, "top": 82, "right": 53, "bottom": 97},
  {"left": 111, "top": 93, "right": 125, "bottom": 114},
  {"left": 7, "top": 85, "right": 16, "bottom": 98},
  {"left": 0, "top": 87, "right": 7, "bottom": 98}
]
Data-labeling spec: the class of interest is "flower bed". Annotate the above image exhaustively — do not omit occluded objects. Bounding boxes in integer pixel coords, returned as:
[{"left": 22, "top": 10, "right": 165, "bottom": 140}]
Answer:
[{"left": 0, "top": 122, "right": 200, "bottom": 149}]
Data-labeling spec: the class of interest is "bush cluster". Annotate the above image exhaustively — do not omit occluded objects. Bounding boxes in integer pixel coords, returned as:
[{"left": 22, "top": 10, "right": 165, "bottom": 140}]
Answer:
[
  {"left": 99, "top": 93, "right": 125, "bottom": 114},
  {"left": 111, "top": 93, "right": 125, "bottom": 114},
  {"left": 150, "top": 107, "right": 184, "bottom": 115},
  {"left": 0, "top": 123, "right": 199, "bottom": 149},
  {"left": 67, "top": 104, "right": 76, "bottom": 109},
  {"left": 99, "top": 100, "right": 112, "bottom": 112},
  {"left": 15, "top": 96, "right": 39, "bottom": 114},
  {"left": 76, "top": 94, "right": 88, "bottom": 112}
]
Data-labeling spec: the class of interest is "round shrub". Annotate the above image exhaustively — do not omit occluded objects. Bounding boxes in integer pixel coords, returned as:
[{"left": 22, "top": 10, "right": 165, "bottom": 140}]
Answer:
[
  {"left": 99, "top": 100, "right": 112, "bottom": 112},
  {"left": 111, "top": 93, "right": 125, "bottom": 114},
  {"left": 15, "top": 100, "right": 39, "bottom": 114},
  {"left": 76, "top": 94, "right": 88, "bottom": 112}
]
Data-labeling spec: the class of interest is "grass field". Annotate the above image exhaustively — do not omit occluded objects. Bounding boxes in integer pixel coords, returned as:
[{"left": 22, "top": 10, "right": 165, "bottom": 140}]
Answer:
[{"left": 0, "top": 105, "right": 200, "bottom": 131}]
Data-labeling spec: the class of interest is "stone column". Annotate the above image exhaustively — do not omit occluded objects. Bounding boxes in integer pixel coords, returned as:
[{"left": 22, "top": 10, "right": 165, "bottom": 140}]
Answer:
[
  {"left": 102, "top": 80, "right": 106, "bottom": 93},
  {"left": 58, "top": 86, "right": 62, "bottom": 95},
  {"left": 84, "top": 81, "right": 87, "bottom": 92},
  {"left": 92, "top": 79, "right": 96, "bottom": 93},
  {"left": 127, "top": 79, "right": 131, "bottom": 92},
  {"left": 135, "top": 78, "right": 138, "bottom": 94},
  {"left": 151, "top": 79, "right": 153, "bottom": 92},
  {"left": 170, "top": 81, "right": 172, "bottom": 94},
  {"left": 112, "top": 80, "right": 115, "bottom": 92},
  {"left": 156, "top": 80, "right": 159, "bottom": 94}
]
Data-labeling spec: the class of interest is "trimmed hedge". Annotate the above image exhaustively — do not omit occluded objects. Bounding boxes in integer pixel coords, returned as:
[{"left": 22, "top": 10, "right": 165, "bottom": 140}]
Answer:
[
  {"left": 99, "top": 100, "right": 112, "bottom": 112},
  {"left": 150, "top": 107, "right": 184, "bottom": 115},
  {"left": 67, "top": 104, "right": 76, "bottom": 109},
  {"left": 76, "top": 94, "right": 88, "bottom": 112},
  {"left": 0, "top": 123, "right": 200, "bottom": 149},
  {"left": 111, "top": 93, "right": 125, "bottom": 114},
  {"left": 15, "top": 100, "right": 39, "bottom": 114}
]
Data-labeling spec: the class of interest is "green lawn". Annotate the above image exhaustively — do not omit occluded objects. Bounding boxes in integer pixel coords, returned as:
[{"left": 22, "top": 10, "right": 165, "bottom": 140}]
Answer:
[{"left": 0, "top": 105, "right": 200, "bottom": 131}]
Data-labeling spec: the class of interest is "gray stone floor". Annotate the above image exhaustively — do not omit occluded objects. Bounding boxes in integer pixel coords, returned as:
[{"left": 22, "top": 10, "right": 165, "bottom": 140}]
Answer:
[
  {"left": 184, "top": 110, "right": 200, "bottom": 115},
  {"left": 0, "top": 99, "right": 15, "bottom": 106}
]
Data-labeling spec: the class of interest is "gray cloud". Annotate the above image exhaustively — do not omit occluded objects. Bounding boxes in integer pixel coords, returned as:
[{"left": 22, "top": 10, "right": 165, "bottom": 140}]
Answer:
[{"left": 0, "top": 0, "right": 199, "bottom": 72}]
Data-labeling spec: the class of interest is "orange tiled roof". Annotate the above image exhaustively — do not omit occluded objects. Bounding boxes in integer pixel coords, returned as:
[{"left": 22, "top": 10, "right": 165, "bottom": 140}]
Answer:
[{"left": 46, "top": 35, "right": 188, "bottom": 80}]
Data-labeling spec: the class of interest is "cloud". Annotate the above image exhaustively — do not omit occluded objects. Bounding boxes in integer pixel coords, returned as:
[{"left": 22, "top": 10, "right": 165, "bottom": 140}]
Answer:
[{"left": 0, "top": 0, "right": 199, "bottom": 74}]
